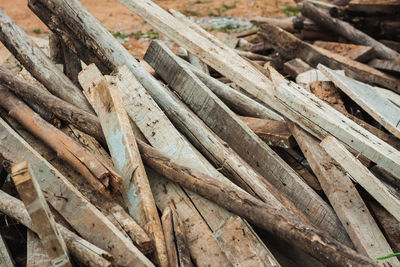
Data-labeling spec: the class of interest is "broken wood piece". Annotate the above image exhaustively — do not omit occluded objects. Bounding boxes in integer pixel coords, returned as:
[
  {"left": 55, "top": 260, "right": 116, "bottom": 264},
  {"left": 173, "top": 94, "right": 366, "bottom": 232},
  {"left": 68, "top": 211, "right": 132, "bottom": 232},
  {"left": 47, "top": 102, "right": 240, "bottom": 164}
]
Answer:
[
  {"left": 319, "top": 64, "right": 400, "bottom": 139},
  {"left": 313, "top": 41, "right": 375, "bottom": 62},
  {"left": 283, "top": 58, "right": 313, "bottom": 79},
  {"left": 144, "top": 40, "right": 348, "bottom": 243},
  {"left": 11, "top": 161, "right": 72, "bottom": 267},
  {"left": 290, "top": 124, "right": 399, "bottom": 266},
  {"left": 26, "top": 230, "right": 51, "bottom": 267},
  {"left": 136, "top": 138, "right": 375, "bottom": 267},
  {"left": 161, "top": 206, "right": 178, "bottom": 267},
  {"left": 369, "top": 58, "right": 400, "bottom": 74},
  {"left": 0, "top": 8, "right": 92, "bottom": 113},
  {"left": 0, "top": 87, "right": 121, "bottom": 196},
  {"left": 295, "top": 69, "right": 345, "bottom": 91},
  {"left": 0, "top": 118, "right": 151, "bottom": 267},
  {"left": 0, "top": 233, "right": 14, "bottom": 267},
  {"left": 79, "top": 64, "right": 168, "bottom": 267},
  {"left": 240, "top": 116, "right": 295, "bottom": 148},
  {"left": 110, "top": 205, "right": 153, "bottom": 255},
  {"left": 320, "top": 136, "right": 400, "bottom": 221},
  {"left": 170, "top": 204, "right": 193, "bottom": 267},
  {"left": 259, "top": 23, "right": 400, "bottom": 92},
  {"left": 299, "top": 1, "right": 400, "bottom": 61},
  {"left": 214, "top": 216, "right": 280, "bottom": 267}
]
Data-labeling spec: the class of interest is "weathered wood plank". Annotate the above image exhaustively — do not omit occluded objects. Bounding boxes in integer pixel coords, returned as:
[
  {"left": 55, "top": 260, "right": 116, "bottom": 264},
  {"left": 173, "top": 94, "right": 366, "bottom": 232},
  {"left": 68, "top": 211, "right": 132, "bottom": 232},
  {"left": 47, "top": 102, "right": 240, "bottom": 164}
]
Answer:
[
  {"left": 26, "top": 230, "right": 51, "bottom": 267},
  {"left": 313, "top": 41, "right": 375, "bottom": 62},
  {"left": 0, "top": 189, "right": 113, "bottom": 267},
  {"left": 0, "top": 8, "right": 92, "bottom": 113},
  {"left": 0, "top": 117, "right": 153, "bottom": 267},
  {"left": 144, "top": 40, "right": 350, "bottom": 244},
  {"left": 283, "top": 58, "right": 313, "bottom": 79},
  {"left": 118, "top": 0, "right": 400, "bottom": 181},
  {"left": 320, "top": 136, "right": 400, "bottom": 221},
  {"left": 12, "top": 161, "right": 72, "bottom": 267},
  {"left": 161, "top": 206, "right": 178, "bottom": 267},
  {"left": 170, "top": 204, "right": 193, "bottom": 267},
  {"left": 79, "top": 64, "right": 168, "bottom": 267},
  {"left": 0, "top": 234, "right": 14, "bottom": 267},
  {"left": 319, "top": 64, "right": 400, "bottom": 139},
  {"left": 369, "top": 59, "right": 400, "bottom": 74},
  {"left": 290, "top": 124, "right": 398, "bottom": 266},
  {"left": 347, "top": 0, "right": 400, "bottom": 15},
  {"left": 214, "top": 217, "right": 280, "bottom": 267}
]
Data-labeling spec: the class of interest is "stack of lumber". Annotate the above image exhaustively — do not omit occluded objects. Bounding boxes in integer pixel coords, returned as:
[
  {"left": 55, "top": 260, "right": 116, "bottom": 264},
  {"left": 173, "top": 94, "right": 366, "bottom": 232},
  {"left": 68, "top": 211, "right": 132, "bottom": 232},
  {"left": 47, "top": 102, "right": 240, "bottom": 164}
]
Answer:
[{"left": 0, "top": 0, "right": 398, "bottom": 266}]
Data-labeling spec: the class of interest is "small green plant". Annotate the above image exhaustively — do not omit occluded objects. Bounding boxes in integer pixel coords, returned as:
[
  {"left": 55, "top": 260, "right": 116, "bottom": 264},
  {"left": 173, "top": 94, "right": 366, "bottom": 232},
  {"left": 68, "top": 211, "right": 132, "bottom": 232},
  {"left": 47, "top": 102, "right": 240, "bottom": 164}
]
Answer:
[
  {"left": 110, "top": 30, "right": 128, "bottom": 38},
  {"left": 375, "top": 253, "right": 400, "bottom": 261},
  {"left": 145, "top": 29, "right": 159, "bottom": 39},
  {"left": 223, "top": 0, "right": 237, "bottom": 10},
  {"left": 32, "top": 29, "right": 41, "bottom": 34},
  {"left": 181, "top": 9, "right": 200, "bottom": 16},
  {"left": 281, "top": 6, "right": 299, "bottom": 17}
]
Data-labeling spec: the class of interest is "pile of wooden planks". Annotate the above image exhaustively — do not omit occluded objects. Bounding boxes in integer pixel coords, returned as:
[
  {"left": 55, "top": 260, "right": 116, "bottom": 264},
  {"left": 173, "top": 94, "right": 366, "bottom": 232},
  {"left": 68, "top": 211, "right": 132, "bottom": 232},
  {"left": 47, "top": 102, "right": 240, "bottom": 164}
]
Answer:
[{"left": 0, "top": 0, "right": 398, "bottom": 266}]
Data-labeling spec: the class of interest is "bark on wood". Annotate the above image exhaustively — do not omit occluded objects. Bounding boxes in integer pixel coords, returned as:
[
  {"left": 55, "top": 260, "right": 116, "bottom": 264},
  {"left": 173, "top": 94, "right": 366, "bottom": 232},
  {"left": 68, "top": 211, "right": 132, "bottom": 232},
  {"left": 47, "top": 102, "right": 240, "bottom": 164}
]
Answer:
[
  {"left": 251, "top": 16, "right": 300, "bottom": 32},
  {"left": 0, "top": 190, "right": 113, "bottom": 267},
  {"left": 299, "top": 1, "right": 400, "bottom": 61},
  {"left": 259, "top": 24, "right": 400, "bottom": 92},
  {"left": 369, "top": 59, "right": 400, "bottom": 74},
  {"left": 11, "top": 161, "right": 72, "bottom": 267},
  {"left": 347, "top": 0, "right": 400, "bottom": 15},
  {"left": 313, "top": 41, "right": 375, "bottom": 62},
  {"left": 0, "top": 8, "right": 92, "bottom": 113},
  {"left": 26, "top": 230, "right": 52, "bottom": 267},
  {"left": 290, "top": 124, "right": 399, "bottom": 266},
  {"left": 170, "top": 204, "right": 193, "bottom": 267},
  {"left": 319, "top": 65, "right": 400, "bottom": 139},
  {"left": 161, "top": 206, "right": 178, "bottom": 267},
  {"left": 110, "top": 205, "right": 153, "bottom": 255},
  {"left": 214, "top": 217, "right": 280, "bottom": 267},
  {"left": 117, "top": 0, "right": 400, "bottom": 182},
  {"left": 0, "top": 87, "right": 121, "bottom": 196},
  {"left": 79, "top": 64, "right": 168, "bottom": 267},
  {"left": 283, "top": 58, "right": 313, "bottom": 79},
  {"left": 0, "top": 66, "right": 105, "bottom": 145},
  {"left": 0, "top": 118, "right": 152, "bottom": 267},
  {"left": 0, "top": 233, "right": 14, "bottom": 267},
  {"left": 136, "top": 138, "right": 376, "bottom": 267},
  {"left": 144, "top": 40, "right": 350, "bottom": 244},
  {"left": 320, "top": 136, "right": 400, "bottom": 221},
  {"left": 240, "top": 116, "right": 295, "bottom": 148}
]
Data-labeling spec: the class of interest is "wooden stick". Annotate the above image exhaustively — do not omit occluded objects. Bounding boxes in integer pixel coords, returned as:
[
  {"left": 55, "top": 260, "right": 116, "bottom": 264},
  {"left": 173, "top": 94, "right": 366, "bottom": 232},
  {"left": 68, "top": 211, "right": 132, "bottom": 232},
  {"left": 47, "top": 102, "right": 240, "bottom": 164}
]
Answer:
[
  {"left": 79, "top": 64, "right": 168, "bottom": 267},
  {"left": 136, "top": 138, "right": 376, "bottom": 267},
  {"left": 0, "top": 118, "right": 152, "bottom": 267},
  {"left": 320, "top": 136, "right": 400, "bottom": 221},
  {"left": 0, "top": 233, "right": 14, "bottom": 267},
  {"left": 299, "top": 1, "right": 400, "bottom": 61},
  {"left": 369, "top": 59, "right": 400, "bottom": 74},
  {"left": 11, "top": 161, "right": 72, "bottom": 267},
  {"left": 0, "top": 66, "right": 105, "bottom": 145},
  {"left": 0, "top": 87, "right": 121, "bottom": 196},
  {"left": 313, "top": 41, "right": 375, "bottom": 63},
  {"left": 26, "top": 230, "right": 51, "bottom": 267},
  {"left": 170, "top": 204, "right": 193, "bottom": 267},
  {"left": 319, "top": 64, "right": 400, "bottom": 139},
  {"left": 161, "top": 206, "right": 178, "bottom": 267},
  {"left": 283, "top": 58, "right": 313, "bottom": 79},
  {"left": 289, "top": 124, "right": 399, "bottom": 266},
  {"left": 144, "top": 40, "right": 350, "bottom": 244},
  {"left": 0, "top": 190, "right": 113, "bottom": 266},
  {"left": 0, "top": 8, "right": 92, "bottom": 113}
]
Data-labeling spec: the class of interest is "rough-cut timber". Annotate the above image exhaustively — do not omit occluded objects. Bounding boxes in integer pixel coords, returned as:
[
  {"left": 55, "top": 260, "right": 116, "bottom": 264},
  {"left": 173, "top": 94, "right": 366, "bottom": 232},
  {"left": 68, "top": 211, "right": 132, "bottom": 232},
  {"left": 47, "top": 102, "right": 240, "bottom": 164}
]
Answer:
[
  {"left": 283, "top": 58, "right": 313, "bottom": 79},
  {"left": 347, "top": 0, "right": 400, "bottom": 15},
  {"left": 214, "top": 217, "right": 280, "bottom": 267},
  {"left": 369, "top": 59, "right": 400, "bottom": 74},
  {"left": 0, "top": 87, "right": 121, "bottom": 196},
  {"left": 136, "top": 139, "right": 376, "bottom": 267},
  {"left": 313, "top": 41, "right": 375, "bottom": 62},
  {"left": 161, "top": 207, "right": 178, "bottom": 267},
  {"left": 79, "top": 64, "right": 168, "bottom": 267},
  {"left": 116, "top": 0, "right": 400, "bottom": 181},
  {"left": 299, "top": 1, "right": 400, "bottom": 60},
  {"left": 170, "top": 204, "right": 193, "bottom": 267},
  {"left": 145, "top": 39, "right": 350, "bottom": 244},
  {"left": 0, "top": 67, "right": 105, "bottom": 145},
  {"left": 321, "top": 136, "right": 400, "bottom": 221},
  {"left": 319, "top": 65, "right": 400, "bottom": 139},
  {"left": 0, "top": 8, "right": 92, "bottom": 113},
  {"left": 290, "top": 124, "right": 399, "bottom": 266},
  {"left": 26, "top": 230, "right": 51, "bottom": 267},
  {"left": 259, "top": 24, "right": 400, "bottom": 92},
  {"left": 12, "top": 161, "right": 72, "bottom": 267},
  {"left": 0, "top": 118, "right": 153, "bottom": 267},
  {"left": 0, "top": 234, "right": 14, "bottom": 267}
]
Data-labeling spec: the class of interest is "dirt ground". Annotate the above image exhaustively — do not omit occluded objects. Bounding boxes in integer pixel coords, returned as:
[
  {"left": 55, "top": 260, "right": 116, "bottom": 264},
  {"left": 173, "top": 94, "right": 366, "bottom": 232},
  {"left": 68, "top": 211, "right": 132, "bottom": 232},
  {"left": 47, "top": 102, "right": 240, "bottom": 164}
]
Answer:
[{"left": 0, "top": 0, "right": 295, "bottom": 58}]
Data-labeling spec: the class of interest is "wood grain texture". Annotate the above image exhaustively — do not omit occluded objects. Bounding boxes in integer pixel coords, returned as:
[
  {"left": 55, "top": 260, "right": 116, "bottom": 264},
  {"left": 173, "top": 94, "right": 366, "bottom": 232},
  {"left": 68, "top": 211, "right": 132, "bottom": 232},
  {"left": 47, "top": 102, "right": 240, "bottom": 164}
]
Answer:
[
  {"left": 161, "top": 207, "right": 178, "bottom": 267},
  {"left": 26, "top": 230, "right": 51, "bottom": 267}
]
